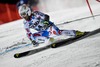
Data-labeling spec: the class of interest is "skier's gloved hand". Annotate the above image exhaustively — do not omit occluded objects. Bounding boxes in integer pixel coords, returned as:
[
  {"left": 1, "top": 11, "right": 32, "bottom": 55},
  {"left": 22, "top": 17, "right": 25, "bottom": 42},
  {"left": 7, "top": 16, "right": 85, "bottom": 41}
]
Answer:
[
  {"left": 28, "top": 35, "right": 38, "bottom": 46},
  {"left": 41, "top": 20, "right": 50, "bottom": 29},
  {"left": 41, "top": 20, "right": 49, "bottom": 25},
  {"left": 31, "top": 40, "right": 39, "bottom": 47},
  {"left": 41, "top": 21, "right": 50, "bottom": 26}
]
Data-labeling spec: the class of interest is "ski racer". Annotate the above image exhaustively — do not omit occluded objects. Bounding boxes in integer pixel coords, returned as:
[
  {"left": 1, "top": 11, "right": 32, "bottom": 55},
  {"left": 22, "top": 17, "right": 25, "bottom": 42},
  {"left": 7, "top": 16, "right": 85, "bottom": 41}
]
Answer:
[{"left": 18, "top": 5, "right": 85, "bottom": 46}]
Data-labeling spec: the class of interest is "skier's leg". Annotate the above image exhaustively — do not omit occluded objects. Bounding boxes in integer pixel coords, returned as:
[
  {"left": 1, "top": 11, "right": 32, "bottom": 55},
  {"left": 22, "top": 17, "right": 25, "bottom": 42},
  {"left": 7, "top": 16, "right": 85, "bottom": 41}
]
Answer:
[
  {"left": 46, "top": 22, "right": 75, "bottom": 37},
  {"left": 46, "top": 22, "right": 60, "bottom": 37},
  {"left": 48, "top": 21, "right": 85, "bottom": 37},
  {"left": 59, "top": 30, "right": 76, "bottom": 37},
  {"left": 30, "top": 31, "right": 50, "bottom": 46},
  {"left": 59, "top": 30, "right": 85, "bottom": 37}
]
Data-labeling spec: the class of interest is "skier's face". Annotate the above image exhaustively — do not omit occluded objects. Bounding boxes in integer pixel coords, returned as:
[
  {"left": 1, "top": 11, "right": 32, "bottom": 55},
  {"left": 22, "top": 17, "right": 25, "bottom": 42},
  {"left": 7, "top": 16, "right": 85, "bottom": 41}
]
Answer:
[
  {"left": 23, "top": 16, "right": 29, "bottom": 20},
  {"left": 21, "top": 12, "right": 30, "bottom": 20},
  {"left": 21, "top": 12, "right": 27, "bottom": 18}
]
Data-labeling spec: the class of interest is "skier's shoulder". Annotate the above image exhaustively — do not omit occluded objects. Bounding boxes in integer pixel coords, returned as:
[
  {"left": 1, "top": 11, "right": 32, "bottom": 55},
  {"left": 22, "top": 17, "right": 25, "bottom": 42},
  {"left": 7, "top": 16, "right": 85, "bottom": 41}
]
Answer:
[
  {"left": 33, "top": 11, "right": 41, "bottom": 14},
  {"left": 33, "top": 11, "right": 44, "bottom": 15}
]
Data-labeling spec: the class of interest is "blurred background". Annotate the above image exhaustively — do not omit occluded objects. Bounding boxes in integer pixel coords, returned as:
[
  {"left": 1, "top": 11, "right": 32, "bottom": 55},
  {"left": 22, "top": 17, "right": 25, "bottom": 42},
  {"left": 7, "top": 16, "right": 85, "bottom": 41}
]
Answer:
[
  {"left": 0, "top": 0, "right": 39, "bottom": 24},
  {"left": 0, "top": 0, "right": 99, "bottom": 25}
]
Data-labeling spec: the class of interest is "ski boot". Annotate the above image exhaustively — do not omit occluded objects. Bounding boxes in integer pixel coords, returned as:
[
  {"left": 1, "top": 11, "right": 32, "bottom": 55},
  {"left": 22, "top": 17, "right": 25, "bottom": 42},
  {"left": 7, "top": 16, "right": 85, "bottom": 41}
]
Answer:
[
  {"left": 75, "top": 31, "right": 84, "bottom": 36},
  {"left": 75, "top": 30, "right": 89, "bottom": 37},
  {"left": 32, "top": 40, "right": 39, "bottom": 47},
  {"left": 49, "top": 37, "right": 55, "bottom": 43}
]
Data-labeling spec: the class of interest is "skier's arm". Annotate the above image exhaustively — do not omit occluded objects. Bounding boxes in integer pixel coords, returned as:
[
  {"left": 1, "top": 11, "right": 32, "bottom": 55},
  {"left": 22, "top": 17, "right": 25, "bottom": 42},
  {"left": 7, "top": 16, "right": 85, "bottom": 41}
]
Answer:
[
  {"left": 34, "top": 11, "right": 51, "bottom": 29},
  {"left": 44, "top": 14, "right": 50, "bottom": 21},
  {"left": 24, "top": 22, "right": 33, "bottom": 41},
  {"left": 34, "top": 11, "right": 50, "bottom": 22},
  {"left": 25, "top": 28, "right": 32, "bottom": 40}
]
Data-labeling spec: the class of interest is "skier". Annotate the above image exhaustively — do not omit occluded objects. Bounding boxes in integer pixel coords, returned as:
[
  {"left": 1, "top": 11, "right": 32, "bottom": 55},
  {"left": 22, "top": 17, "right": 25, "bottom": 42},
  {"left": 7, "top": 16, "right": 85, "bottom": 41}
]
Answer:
[{"left": 18, "top": 5, "right": 85, "bottom": 46}]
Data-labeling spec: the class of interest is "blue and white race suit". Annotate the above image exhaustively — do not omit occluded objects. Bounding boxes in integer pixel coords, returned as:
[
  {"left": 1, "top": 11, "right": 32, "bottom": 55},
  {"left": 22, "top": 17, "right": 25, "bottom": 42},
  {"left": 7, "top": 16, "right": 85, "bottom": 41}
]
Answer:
[{"left": 23, "top": 11, "right": 76, "bottom": 43}]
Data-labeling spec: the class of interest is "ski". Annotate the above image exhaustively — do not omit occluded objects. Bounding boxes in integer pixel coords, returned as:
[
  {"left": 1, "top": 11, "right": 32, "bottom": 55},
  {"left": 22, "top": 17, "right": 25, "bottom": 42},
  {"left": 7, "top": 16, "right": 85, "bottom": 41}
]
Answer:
[
  {"left": 14, "top": 28, "right": 100, "bottom": 58},
  {"left": 51, "top": 28, "right": 100, "bottom": 48},
  {"left": 14, "top": 45, "right": 50, "bottom": 58}
]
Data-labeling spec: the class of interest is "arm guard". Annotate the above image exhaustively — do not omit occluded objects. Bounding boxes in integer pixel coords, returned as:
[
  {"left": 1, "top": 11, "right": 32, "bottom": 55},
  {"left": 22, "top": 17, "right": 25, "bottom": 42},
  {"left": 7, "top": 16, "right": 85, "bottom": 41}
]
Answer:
[{"left": 44, "top": 14, "right": 50, "bottom": 21}]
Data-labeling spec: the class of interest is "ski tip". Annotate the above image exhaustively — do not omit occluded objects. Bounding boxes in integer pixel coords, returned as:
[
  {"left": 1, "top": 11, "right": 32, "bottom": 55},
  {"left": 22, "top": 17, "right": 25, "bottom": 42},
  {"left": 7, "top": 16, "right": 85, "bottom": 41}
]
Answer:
[
  {"left": 14, "top": 53, "right": 20, "bottom": 58},
  {"left": 51, "top": 43, "right": 57, "bottom": 48}
]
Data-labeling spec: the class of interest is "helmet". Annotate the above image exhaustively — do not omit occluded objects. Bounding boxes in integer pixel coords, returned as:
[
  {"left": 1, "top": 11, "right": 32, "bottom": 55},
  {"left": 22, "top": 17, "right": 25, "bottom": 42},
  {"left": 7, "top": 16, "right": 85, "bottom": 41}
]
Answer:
[{"left": 18, "top": 5, "right": 31, "bottom": 18}]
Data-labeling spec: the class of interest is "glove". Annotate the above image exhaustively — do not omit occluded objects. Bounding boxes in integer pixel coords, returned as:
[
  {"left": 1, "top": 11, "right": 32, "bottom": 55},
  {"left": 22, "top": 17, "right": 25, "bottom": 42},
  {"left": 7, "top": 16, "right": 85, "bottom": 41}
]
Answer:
[
  {"left": 41, "top": 21, "right": 50, "bottom": 28},
  {"left": 31, "top": 40, "right": 39, "bottom": 47},
  {"left": 41, "top": 21, "right": 49, "bottom": 25},
  {"left": 29, "top": 34, "right": 38, "bottom": 46}
]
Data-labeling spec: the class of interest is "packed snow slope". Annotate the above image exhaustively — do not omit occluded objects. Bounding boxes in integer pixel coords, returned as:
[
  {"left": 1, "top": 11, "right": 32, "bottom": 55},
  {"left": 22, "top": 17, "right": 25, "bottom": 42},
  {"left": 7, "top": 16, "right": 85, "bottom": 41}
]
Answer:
[{"left": 0, "top": 0, "right": 100, "bottom": 67}]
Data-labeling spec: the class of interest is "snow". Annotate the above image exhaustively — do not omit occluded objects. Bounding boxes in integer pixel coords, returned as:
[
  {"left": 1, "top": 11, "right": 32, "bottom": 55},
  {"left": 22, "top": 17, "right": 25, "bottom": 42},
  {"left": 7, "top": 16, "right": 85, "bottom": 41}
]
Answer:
[{"left": 0, "top": 0, "right": 100, "bottom": 67}]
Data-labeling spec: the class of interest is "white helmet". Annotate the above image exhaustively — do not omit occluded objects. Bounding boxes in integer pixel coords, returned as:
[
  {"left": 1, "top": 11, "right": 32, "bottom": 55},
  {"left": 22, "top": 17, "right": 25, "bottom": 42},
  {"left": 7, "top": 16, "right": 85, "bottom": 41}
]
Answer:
[{"left": 18, "top": 5, "right": 32, "bottom": 18}]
